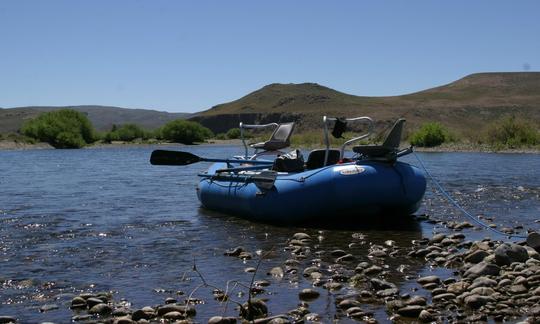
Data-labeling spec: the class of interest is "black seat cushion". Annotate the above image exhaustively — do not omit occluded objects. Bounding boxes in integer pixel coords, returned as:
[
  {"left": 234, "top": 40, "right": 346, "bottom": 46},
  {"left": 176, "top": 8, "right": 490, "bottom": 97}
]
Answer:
[{"left": 306, "top": 149, "right": 340, "bottom": 169}]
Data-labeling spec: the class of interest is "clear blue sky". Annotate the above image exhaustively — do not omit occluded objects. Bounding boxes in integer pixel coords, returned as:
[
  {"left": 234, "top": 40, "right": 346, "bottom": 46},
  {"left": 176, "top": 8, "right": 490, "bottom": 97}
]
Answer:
[{"left": 1, "top": 1, "right": 538, "bottom": 113}]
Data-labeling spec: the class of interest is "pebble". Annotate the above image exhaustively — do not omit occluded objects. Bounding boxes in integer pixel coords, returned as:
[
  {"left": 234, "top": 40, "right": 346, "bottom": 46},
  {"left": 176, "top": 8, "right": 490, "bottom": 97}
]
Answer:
[
  {"left": 397, "top": 305, "right": 424, "bottom": 317},
  {"left": 417, "top": 275, "right": 440, "bottom": 285},
  {"left": 0, "top": 317, "right": 17, "bottom": 324},
  {"left": 298, "top": 288, "right": 320, "bottom": 301},
  {"left": 446, "top": 281, "right": 469, "bottom": 294},
  {"left": 208, "top": 316, "right": 237, "bottom": 324},
  {"left": 88, "top": 303, "right": 112, "bottom": 315},
  {"left": 39, "top": 304, "right": 59, "bottom": 312}
]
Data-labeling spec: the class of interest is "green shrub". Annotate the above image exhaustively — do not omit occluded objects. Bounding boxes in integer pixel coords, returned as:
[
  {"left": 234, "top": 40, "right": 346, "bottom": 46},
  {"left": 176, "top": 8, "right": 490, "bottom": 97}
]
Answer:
[
  {"left": 484, "top": 116, "right": 539, "bottom": 148},
  {"left": 21, "top": 109, "right": 95, "bottom": 148},
  {"left": 161, "top": 120, "right": 213, "bottom": 144},
  {"left": 409, "top": 122, "right": 450, "bottom": 147},
  {"left": 104, "top": 123, "right": 148, "bottom": 142},
  {"left": 215, "top": 133, "right": 227, "bottom": 140},
  {"left": 226, "top": 128, "right": 241, "bottom": 139}
]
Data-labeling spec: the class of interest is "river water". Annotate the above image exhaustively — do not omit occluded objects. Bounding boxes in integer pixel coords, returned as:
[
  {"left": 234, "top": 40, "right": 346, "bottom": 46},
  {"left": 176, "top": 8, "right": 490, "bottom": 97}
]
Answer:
[{"left": 0, "top": 146, "right": 539, "bottom": 323}]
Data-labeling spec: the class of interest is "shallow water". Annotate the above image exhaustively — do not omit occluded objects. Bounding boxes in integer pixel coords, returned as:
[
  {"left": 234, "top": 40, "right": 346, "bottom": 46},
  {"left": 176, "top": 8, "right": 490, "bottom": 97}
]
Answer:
[{"left": 0, "top": 146, "right": 538, "bottom": 323}]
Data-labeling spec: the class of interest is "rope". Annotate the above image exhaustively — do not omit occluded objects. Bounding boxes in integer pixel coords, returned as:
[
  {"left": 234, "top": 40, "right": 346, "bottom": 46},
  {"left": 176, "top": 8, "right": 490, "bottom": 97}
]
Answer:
[{"left": 412, "top": 152, "right": 527, "bottom": 239}]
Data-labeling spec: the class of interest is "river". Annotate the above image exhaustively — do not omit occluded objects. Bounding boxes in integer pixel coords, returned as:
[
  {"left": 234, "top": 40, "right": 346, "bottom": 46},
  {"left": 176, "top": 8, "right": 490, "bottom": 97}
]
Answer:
[{"left": 0, "top": 146, "right": 538, "bottom": 323}]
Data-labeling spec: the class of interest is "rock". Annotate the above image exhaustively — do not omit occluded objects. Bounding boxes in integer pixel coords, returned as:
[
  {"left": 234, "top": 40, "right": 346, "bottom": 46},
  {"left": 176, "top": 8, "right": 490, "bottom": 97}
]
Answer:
[
  {"left": 298, "top": 288, "right": 320, "bottom": 301},
  {"left": 39, "top": 304, "right": 59, "bottom": 312},
  {"left": 0, "top": 316, "right": 16, "bottom": 324},
  {"left": 494, "top": 243, "right": 529, "bottom": 266},
  {"left": 302, "top": 266, "right": 320, "bottom": 277},
  {"left": 224, "top": 246, "right": 245, "bottom": 256},
  {"left": 336, "top": 254, "right": 355, "bottom": 263},
  {"left": 113, "top": 316, "right": 135, "bottom": 324},
  {"left": 508, "top": 284, "right": 528, "bottom": 294},
  {"left": 338, "top": 299, "right": 361, "bottom": 309},
  {"left": 368, "top": 250, "right": 387, "bottom": 258},
  {"left": 208, "top": 316, "right": 237, "bottom": 324},
  {"left": 330, "top": 249, "right": 347, "bottom": 257},
  {"left": 464, "top": 294, "right": 495, "bottom": 309},
  {"left": 463, "top": 261, "right": 500, "bottom": 279},
  {"left": 157, "top": 305, "right": 196, "bottom": 317},
  {"left": 267, "top": 316, "right": 291, "bottom": 324},
  {"left": 405, "top": 296, "right": 427, "bottom": 306},
  {"left": 447, "top": 281, "right": 470, "bottom": 294},
  {"left": 240, "top": 299, "right": 268, "bottom": 320},
  {"left": 254, "top": 280, "right": 271, "bottom": 287},
  {"left": 464, "top": 250, "right": 490, "bottom": 264},
  {"left": 527, "top": 232, "right": 540, "bottom": 252},
  {"left": 430, "top": 234, "right": 446, "bottom": 244},
  {"left": 163, "top": 311, "right": 184, "bottom": 320},
  {"left": 86, "top": 297, "right": 105, "bottom": 308},
  {"left": 324, "top": 282, "right": 342, "bottom": 290},
  {"left": 71, "top": 315, "right": 92, "bottom": 321},
  {"left": 370, "top": 278, "right": 396, "bottom": 291},
  {"left": 397, "top": 305, "right": 424, "bottom": 317},
  {"left": 238, "top": 251, "right": 252, "bottom": 259},
  {"left": 417, "top": 275, "right": 440, "bottom": 285},
  {"left": 70, "top": 296, "right": 86, "bottom": 309},
  {"left": 293, "top": 233, "right": 311, "bottom": 240},
  {"left": 469, "top": 276, "right": 497, "bottom": 289},
  {"left": 470, "top": 287, "right": 495, "bottom": 296},
  {"left": 132, "top": 309, "right": 155, "bottom": 321},
  {"left": 268, "top": 267, "right": 284, "bottom": 277},
  {"left": 88, "top": 303, "right": 112, "bottom": 315},
  {"left": 418, "top": 309, "right": 435, "bottom": 322},
  {"left": 432, "top": 293, "right": 456, "bottom": 302},
  {"left": 112, "top": 307, "right": 131, "bottom": 316},
  {"left": 363, "top": 265, "right": 382, "bottom": 275},
  {"left": 309, "top": 272, "right": 323, "bottom": 280},
  {"left": 376, "top": 288, "right": 399, "bottom": 297}
]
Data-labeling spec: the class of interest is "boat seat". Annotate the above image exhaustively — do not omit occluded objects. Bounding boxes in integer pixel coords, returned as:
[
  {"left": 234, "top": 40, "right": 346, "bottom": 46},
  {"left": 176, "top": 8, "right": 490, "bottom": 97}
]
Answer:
[
  {"left": 353, "top": 118, "right": 405, "bottom": 162},
  {"left": 250, "top": 122, "right": 295, "bottom": 152},
  {"left": 306, "top": 149, "right": 341, "bottom": 169}
]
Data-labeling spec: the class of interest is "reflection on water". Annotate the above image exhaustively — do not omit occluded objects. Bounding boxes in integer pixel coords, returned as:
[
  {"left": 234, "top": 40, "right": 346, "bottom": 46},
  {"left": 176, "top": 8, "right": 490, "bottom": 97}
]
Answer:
[{"left": 0, "top": 146, "right": 538, "bottom": 322}]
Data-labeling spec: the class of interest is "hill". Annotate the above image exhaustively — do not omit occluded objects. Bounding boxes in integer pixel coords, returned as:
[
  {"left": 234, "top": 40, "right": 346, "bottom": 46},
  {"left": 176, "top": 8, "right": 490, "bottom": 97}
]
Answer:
[
  {"left": 0, "top": 105, "right": 190, "bottom": 133},
  {"left": 190, "top": 72, "right": 540, "bottom": 135}
]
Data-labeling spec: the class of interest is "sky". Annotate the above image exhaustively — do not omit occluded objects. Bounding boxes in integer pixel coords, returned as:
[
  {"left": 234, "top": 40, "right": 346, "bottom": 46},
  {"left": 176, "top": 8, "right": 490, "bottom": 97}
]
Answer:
[{"left": 1, "top": 1, "right": 539, "bottom": 113}]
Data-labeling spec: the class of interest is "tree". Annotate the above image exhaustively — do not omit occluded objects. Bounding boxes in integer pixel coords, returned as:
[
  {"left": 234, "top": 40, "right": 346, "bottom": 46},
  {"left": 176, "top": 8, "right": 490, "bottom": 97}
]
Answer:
[
  {"left": 21, "top": 109, "right": 95, "bottom": 148},
  {"left": 160, "top": 120, "right": 213, "bottom": 144}
]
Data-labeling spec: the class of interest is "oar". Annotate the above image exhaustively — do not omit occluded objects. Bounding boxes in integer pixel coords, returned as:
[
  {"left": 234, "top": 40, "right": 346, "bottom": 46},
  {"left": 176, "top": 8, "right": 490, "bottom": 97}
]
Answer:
[{"left": 150, "top": 150, "right": 273, "bottom": 166}]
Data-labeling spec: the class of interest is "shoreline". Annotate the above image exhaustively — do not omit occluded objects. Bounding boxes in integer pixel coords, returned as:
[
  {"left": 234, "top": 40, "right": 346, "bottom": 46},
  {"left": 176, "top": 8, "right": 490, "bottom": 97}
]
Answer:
[{"left": 0, "top": 139, "right": 538, "bottom": 154}]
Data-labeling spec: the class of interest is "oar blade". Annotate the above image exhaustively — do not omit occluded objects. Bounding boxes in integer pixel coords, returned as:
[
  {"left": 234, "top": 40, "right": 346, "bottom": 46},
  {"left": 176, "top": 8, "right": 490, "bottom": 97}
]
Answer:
[{"left": 150, "top": 150, "right": 200, "bottom": 165}]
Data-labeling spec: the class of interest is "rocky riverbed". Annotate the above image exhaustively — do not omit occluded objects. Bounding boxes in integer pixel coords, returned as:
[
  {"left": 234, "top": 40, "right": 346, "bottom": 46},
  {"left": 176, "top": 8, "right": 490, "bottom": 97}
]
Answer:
[{"left": 2, "top": 215, "right": 540, "bottom": 324}]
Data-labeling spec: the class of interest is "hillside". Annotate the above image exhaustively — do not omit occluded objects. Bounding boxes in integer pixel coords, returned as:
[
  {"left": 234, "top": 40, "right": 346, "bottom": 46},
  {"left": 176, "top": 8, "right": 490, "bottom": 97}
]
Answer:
[
  {"left": 0, "top": 105, "right": 190, "bottom": 133},
  {"left": 190, "top": 72, "right": 540, "bottom": 135}
]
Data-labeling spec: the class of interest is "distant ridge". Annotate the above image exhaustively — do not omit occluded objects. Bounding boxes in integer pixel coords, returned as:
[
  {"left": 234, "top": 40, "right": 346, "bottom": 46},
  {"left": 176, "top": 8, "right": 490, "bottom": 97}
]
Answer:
[
  {"left": 0, "top": 105, "right": 191, "bottom": 133},
  {"left": 190, "top": 72, "right": 540, "bottom": 134}
]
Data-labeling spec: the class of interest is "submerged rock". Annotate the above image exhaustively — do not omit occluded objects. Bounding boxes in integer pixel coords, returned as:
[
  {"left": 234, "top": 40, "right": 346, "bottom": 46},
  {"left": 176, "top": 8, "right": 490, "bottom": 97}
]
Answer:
[{"left": 298, "top": 288, "right": 320, "bottom": 301}]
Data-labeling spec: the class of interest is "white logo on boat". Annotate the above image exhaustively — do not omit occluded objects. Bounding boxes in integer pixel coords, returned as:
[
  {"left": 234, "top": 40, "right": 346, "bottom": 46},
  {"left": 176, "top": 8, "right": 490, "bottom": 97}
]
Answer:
[{"left": 333, "top": 165, "right": 365, "bottom": 175}]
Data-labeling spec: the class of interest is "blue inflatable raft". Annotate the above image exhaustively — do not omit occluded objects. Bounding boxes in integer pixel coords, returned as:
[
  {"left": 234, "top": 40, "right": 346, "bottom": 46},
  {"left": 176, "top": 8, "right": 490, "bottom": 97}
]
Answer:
[{"left": 194, "top": 116, "right": 427, "bottom": 224}]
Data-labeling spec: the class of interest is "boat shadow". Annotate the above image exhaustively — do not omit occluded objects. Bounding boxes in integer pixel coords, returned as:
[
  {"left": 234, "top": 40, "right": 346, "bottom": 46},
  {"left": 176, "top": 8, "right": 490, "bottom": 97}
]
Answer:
[{"left": 197, "top": 207, "right": 422, "bottom": 232}]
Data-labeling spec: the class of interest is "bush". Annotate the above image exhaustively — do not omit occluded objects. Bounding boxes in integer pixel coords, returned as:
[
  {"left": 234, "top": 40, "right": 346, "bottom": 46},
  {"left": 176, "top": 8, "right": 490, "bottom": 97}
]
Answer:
[
  {"left": 161, "top": 120, "right": 213, "bottom": 144},
  {"left": 226, "top": 128, "right": 241, "bottom": 139},
  {"left": 409, "top": 122, "right": 450, "bottom": 147},
  {"left": 21, "top": 109, "right": 95, "bottom": 148},
  {"left": 215, "top": 133, "right": 227, "bottom": 140},
  {"left": 104, "top": 123, "right": 148, "bottom": 142},
  {"left": 484, "top": 116, "right": 539, "bottom": 148}
]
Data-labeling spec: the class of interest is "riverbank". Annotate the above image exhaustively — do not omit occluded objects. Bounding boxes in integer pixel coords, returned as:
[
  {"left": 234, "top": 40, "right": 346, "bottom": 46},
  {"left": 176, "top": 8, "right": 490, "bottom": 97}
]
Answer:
[
  {"left": 3, "top": 216, "right": 540, "bottom": 323},
  {"left": 1, "top": 138, "right": 538, "bottom": 154}
]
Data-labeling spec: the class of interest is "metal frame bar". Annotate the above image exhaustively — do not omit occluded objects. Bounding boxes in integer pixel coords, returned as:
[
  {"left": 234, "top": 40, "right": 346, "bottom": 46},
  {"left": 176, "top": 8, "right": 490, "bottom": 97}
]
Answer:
[{"left": 323, "top": 116, "right": 374, "bottom": 165}]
